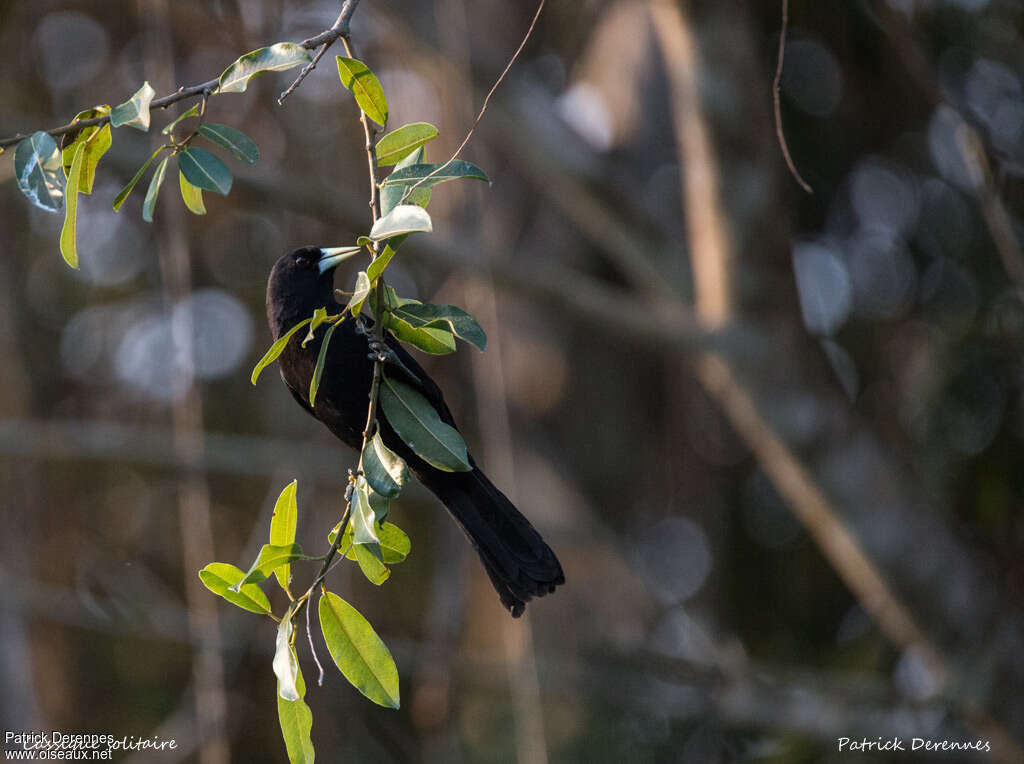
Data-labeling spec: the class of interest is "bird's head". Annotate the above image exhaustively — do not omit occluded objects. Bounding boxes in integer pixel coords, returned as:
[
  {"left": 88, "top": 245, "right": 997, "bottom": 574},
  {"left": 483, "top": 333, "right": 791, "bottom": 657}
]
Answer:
[{"left": 266, "top": 246, "right": 360, "bottom": 338}]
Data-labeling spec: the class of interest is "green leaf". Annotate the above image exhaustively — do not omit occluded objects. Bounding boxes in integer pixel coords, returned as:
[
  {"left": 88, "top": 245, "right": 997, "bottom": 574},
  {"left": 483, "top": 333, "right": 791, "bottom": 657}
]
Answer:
[
  {"left": 376, "top": 122, "right": 438, "bottom": 165},
  {"left": 318, "top": 591, "right": 400, "bottom": 708},
  {"left": 362, "top": 433, "right": 409, "bottom": 498},
  {"left": 391, "top": 303, "right": 486, "bottom": 351},
  {"left": 382, "top": 160, "right": 489, "bottom": 192},
  {"left": 273, "top": 603, "right": 301, "bottom": 701},
  {"left": 113, "top": 146, "right": 166, "bottom": 211},
  {"left": 218, "top": 43, "right": 313, "bottom": 94},
  {"left": 59, "top": 142, "right": 85, "bottom": 269},
  {"left": 366, "top": 240, "right": 401, "bottom": 282},
  {"left": 302, "top": 307, "right": 331, "bottom": 347},
  {"left": 110, "top": 81, "right": 156, "bottom": 130},
  {"left": 198, "top": 562, "right": 272, "bottom": 614},
  {"left": 338, "top": 521, "right": 410, "bottom": 564},
  {"left": 251, "top": 317, "right": 314, "bottom": 384},
  {"left": 178, "top": 171, "right": 206, "bottom": 215},
  {"left": 278, "top": 663, "right": 314, "bottom": 764},
  {"left": 377, "top": 522, "right": 411, "bottom": 563},
  {"left": 14, "top": 131, "right": 64, "bottom": 213},
  {"left": 309, "top": 320, "right": 339, "bottom": 407},
  {"left": 347, "top": 272, "right": 372, "bottom": 317},
  {"left": 380, "top": 146, "right": 431, "bottom": 216},
  {"left": 142, "top": 155, "right": 169, "bottom": 223},
  {"left": 61, "top": 107, "right": 112, "bottom": 195},
  {"left": 335, "top": 57, "right": 388, "bottom": 126},
  {"left": 369, "top": 205, "right": 432, "bottom": 241},
  {"left": 379, "top": 376, "right": 471, "bottom": 472},
  {"left": 235, "top": 543, "right": 314, "bottom": 588},
  {"left": 387, "top": 317, "right": 456, "bottom": 355},
  {"left": 352, "top": 544, "right": 390, "bottom": 585},
  {"left": 351, "top": 477, "right": 382, "bottom": 553},
  {"left": 269, "top": 480, "right": 298, "bottom": 591},
  {"left": 178, "top": 147, "right": 232, "bottom": 195},
  {"left": 198, "top": 123, "right": 259, "bottom": 164},
  {"left": 162, "top": 104, "right": 199, "bottom": 135}
]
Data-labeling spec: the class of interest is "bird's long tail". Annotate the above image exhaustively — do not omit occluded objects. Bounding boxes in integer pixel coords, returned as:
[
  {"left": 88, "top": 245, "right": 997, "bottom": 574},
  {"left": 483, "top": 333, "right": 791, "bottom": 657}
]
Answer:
[{"left": 415, "top": 466, "right": 564, "bottom": 617}]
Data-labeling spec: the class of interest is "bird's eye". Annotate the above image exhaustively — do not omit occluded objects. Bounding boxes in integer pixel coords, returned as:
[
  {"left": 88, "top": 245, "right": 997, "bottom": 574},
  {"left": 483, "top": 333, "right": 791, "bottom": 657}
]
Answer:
[{"left": 295, "top": 255, "right": 309, "bottom": 266}]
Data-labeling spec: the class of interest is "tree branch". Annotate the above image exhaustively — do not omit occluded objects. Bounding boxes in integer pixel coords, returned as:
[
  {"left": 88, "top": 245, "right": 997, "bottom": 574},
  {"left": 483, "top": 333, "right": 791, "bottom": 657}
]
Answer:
[
  {"left": 773, "top": 0, "right": 813, "bottom": 194},
  {"left": 278, "top": 0, "right": 363, "bottom": 105},
  {"left": 397, "top": 0, "right": 546, "bottom": 206},
  {"left": 0, "top": 4, "right": 361, "bottom": 150}
]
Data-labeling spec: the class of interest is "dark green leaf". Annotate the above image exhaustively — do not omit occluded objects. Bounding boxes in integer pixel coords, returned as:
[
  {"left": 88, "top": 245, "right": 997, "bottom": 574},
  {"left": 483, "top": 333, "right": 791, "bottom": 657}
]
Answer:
[
  {"left": 378, "top": 376, "right": 471, "bottom": 472},
  {"left": 387, "top": 317, "right": 456, "bottom": 355},
  {"left": 113, "top": 146, "right": 166, "bottom": 211},
  {"left": 161, "top": 104, "right": 199, "bottom": 135},
  {"left": 369, "top": 205, "right": 432, "bottom": 241},
  {"left": 309, "top": 320, "right": 339, "bottom": 406},
  {"left": 278, "top": 663, "right": 314, "bottom": 764},
  {"left": 268, "top": 480, "right": 298, "bottom": 591},
  {"left": 347, "top": 272, "right": 372, "bottom": 317},
  {"left": 318, "top": 591, "right": 400, "bottom": 708},
  {"left": 178, "top": 147, "right": 232, "bottom": 195},
  {"left": 251, "top": 317, "right": 314, "bottom": 384},
  {"left": 178, "top": 171, "right": 206, "bottom": 215},
  {"left": 59, "top": 142, "right": 85, "bottom": 269},
  {"left": 273, "top": 603, "right": 300, "bottom": 701},
  {"left": 335, "top": 57, "right": 388, "bottom": 126},
  {"left": 391, "top": 303, "right": 486, "bottom": 351},
  {"left": 376, "top": 122, "right": 438, "bottom": 165},
  {"left": 198, "top": 123, "right": 259, "bottom": 164},
  {"left": 380, "top": 147, "right": 430, "bottom": 216},
  {"left": 142, "top": 155, "right": 169, "bottom": 223},
  {"left": 110, "top": 81, "right": 156, "bottom": 130},
  {"left": 381, "top": 160, "right": 489, "bottom": 192},
  {"left": 14, "top": 131, "right": 64, "bottom": 213},
  {"left": 361, "top": 433, "right": 409, "bottom": 498},
  {"left": 218, "top": 43, "right": 313, "bottom": 94},
  {"left": 235, "top": 543, "right": 314, "bottom": 588},
  {"left": 198, "top": 562, "right": 272, "bottom": 614}
]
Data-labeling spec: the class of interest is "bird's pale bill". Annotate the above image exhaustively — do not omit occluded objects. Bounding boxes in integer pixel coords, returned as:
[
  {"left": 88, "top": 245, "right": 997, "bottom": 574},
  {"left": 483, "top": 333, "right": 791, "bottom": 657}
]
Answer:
[{"left": 318, "top": 246, "right": 362, "bottom": 273}]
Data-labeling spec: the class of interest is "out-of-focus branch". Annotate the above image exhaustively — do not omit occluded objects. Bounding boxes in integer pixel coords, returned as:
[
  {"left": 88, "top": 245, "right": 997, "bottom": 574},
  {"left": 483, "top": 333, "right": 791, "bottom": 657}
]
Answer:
[
  {"left": 875, "top": 2, "right": 1024, "bottom": 299},
  {"left": 0, "top": 418, "right": 351, "bottom": 481},
  {"left": 649, "top": 0, "right": 1022, "bottom": 760}
]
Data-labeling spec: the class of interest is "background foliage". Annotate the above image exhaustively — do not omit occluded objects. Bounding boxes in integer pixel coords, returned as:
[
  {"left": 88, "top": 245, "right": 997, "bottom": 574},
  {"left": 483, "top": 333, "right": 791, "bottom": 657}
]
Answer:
[{"left": 2, "top": 0, "right": 1024, "bottom": 762}]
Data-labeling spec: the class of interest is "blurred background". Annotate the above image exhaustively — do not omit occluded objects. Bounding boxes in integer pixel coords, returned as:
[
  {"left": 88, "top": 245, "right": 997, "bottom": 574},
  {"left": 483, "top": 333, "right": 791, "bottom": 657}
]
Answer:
[{"left": 2, "top": 0, "right": 1024, "bottom": 761}]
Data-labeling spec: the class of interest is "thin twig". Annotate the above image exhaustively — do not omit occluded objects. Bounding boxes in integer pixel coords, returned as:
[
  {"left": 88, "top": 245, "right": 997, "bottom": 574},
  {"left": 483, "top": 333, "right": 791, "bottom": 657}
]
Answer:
[
  {"left": 339, "top": 35, "right": 382, "bottom": 230},
  {"left": 305, "top": 591, "right": 326, "bottom": 686},
  {"left": 278, "top": 0, "right": 363, "bottom": 105},
  {"left": 292, "top": 27, "right": 387, "bottom": 629},
  {"left": 772, "top": 0, "right": 813, "bottom": 194},
  {"left": 396, "top": 0, "right": 546, "bottom": 206},
  {"left": 0, "top": 12, "right": 356, "bottom": 149}
]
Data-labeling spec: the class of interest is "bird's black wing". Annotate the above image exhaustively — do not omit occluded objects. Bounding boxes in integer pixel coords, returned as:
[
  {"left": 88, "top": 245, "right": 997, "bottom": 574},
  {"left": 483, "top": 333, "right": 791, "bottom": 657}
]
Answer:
[
  {"left": 384, "top": 334, "right": 459, "bottom": 428},
  {"left": 281, "top": 369, "right": 316, "bottom": 418}
]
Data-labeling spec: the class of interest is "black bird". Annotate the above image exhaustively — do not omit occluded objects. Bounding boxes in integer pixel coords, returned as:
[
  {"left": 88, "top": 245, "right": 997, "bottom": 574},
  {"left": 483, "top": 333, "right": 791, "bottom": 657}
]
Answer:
[{"left": 266, "top": 247, "right": 565, "bottom": 616}]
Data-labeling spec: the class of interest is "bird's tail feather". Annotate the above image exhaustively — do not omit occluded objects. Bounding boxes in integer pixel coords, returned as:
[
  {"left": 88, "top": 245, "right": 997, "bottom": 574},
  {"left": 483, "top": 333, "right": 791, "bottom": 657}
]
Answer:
[{"left": 416, "top": 467, "right": 564, "bottom": 617}]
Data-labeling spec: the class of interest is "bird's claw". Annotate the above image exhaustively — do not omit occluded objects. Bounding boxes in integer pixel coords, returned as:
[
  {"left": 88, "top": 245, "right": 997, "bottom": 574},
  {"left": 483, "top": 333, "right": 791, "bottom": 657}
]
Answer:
[
  {"left": 367, "top": 339, "right": 393, "bottom": 364},
  {"left": 364, "top": 336, "right": 422, "bottom": 384}
]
